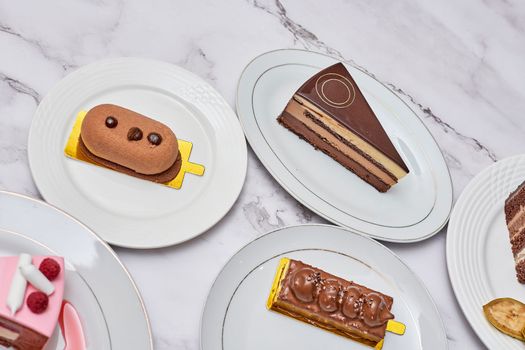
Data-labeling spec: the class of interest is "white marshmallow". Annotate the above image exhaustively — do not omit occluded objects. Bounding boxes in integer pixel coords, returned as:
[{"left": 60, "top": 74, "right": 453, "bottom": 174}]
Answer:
[
  {"left": 20, "top": 264, "right": 54, "bottom": 296},
  {"left": 6, "top": 253, "right": 32, "bottom": 315}
]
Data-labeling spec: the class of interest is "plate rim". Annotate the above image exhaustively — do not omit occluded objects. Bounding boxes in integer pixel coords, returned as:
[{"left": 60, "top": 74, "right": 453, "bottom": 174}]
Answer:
[
  {"left": 446, "top": 154, "right": 525, "bottom": 349},
  {"left": 235, "top": 48, "right": 453, "bottom": 243},
  {"left": 0, "top": 190, "right": 153, "bottom": 349},
  {"left": 27, "top": 56, "right": 248, "bottom": 249},
  {"left": 199, "top": 223, "right": 448, "bottom": 349}
]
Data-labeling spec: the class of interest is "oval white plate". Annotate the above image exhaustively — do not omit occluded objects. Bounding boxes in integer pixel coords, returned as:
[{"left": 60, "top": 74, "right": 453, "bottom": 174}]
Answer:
[
  {"left": 201, "top": 225, "right": 446, "bottom": 350},
  {"left": 29, "top": 58, "right": 247, "bottom": 248},
  {"left": 0, "top": 191, "right": 152, "bottom": 349},
  {"left": 447, "top": 155, "right": 525, "bottom": 349},
  {"left": 237, "top": 49, "right": 452, "bottom": 242}
]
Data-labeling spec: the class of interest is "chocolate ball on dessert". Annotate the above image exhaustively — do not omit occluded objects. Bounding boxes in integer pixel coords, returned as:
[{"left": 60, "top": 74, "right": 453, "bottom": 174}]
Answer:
[
  {"left": 342, "top": 286, "right": 362, "bottom": 319},
  {"left": 291, "top": 268, "right": 316, "bottom": 303},
  {"left": 105, "top": 116, "right": 118, "bottom": 128},
  {"left": 147, "top": 132, "right": 162, "bottom": 146},
  {"left": 318, "top": 280, "right": 340, "bottom": 313},
  {"left": 127, "top": 127, "right": 143, "bottom": 141},
  {"left": 362, "top": 292, "right": 393, "bottom": 327}
]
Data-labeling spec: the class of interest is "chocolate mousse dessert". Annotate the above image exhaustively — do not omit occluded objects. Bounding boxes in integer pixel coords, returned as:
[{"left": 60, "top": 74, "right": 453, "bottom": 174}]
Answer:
[
  {"left": 79, "top": 104, "right": 182, "bottom": 183},
  {"left": 277, "top": 63, "right": 409, "bottom": 192},
  {"left": 267, "top": 258, "right": 395, "bottom": 347}
]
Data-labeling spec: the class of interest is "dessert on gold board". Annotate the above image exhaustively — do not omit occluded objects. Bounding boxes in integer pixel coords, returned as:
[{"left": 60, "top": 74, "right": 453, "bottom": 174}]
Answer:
[
  {"left": 267, "top": 258, "right": 405, "bottom": 348},
  {"left": 64, "top": 104, "right": 205, "bottom": 189},
  {"left": 277, "top": 63, "right": 409, "bottom": 192},
  {"left": 79, "top": 104, "right": 182, "bottom": 183}
]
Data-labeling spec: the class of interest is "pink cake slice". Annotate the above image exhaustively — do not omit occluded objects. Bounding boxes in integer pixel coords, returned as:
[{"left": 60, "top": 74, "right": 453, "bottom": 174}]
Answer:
[{"left": 0, "top": 256, "right": 65, "bottom": 350}]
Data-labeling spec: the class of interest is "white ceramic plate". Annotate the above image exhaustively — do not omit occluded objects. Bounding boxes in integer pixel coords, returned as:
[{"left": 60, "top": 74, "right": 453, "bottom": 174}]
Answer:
[
  {"left": 237, "top": 49, "right": 452, "bottom": 242},
  {"left": 28, "top": 58, "right": 247, "bottom": 248},
  {"left": 201, "top": 224, "right": 446, "bottom": 350},
  {"left": 0, "top": 191, "right": 152, "bottom": 349},
  {"left": 447, "top": 155, "right": 525, "bottom": 349}
]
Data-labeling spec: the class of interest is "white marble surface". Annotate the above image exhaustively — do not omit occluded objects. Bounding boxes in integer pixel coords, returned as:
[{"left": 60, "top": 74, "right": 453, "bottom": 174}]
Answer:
[{"left": 1, "top": 0, "right": 524, "bottom": 348}]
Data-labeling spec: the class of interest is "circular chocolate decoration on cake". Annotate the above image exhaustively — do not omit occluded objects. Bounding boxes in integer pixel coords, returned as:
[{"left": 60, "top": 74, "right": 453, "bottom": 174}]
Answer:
[
  {"left": 147, "top": 132, "right": 162, "bottom": 146},
  {"left": 127, "top": 127, "right": 143, "bottom": 141},
  {"left": 315, "top": 72, "right": 356, "bottom": 109},
  {"left": 105, "top": 116, "right": 118, "bottom": 128}
]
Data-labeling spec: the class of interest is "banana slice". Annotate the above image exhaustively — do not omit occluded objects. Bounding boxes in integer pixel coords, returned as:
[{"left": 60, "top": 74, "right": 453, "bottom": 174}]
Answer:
[{"left": 483, "top": 298, "right": 525, "bottom": 341}]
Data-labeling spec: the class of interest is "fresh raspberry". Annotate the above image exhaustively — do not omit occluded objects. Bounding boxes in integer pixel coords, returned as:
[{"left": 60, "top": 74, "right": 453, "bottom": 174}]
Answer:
[
  {"left": 27, "top": 292, "right": 48, "bottom": 314},
  {"left": 39, "top": 258, "right": 61, "bottom": 281}
]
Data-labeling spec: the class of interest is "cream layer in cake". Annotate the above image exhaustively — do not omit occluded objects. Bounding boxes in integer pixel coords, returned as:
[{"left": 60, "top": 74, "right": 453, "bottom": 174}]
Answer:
[
  {"left": 285, "top": 99, "right": 396, "bottom": 186},
  {"left": 294, "top": 96, "right": 408, "bottom": 181}
]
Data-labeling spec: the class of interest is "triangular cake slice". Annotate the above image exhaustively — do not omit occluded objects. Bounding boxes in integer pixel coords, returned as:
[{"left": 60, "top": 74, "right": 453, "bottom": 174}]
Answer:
[{"left": 277, "top": 63, "right": 409, "bottom": 192}]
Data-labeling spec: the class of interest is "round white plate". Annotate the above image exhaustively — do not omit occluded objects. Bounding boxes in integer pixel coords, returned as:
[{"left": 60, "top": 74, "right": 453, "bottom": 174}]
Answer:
[
  {"left": 447, "top": 155, "right": 525, "bottom": 349},
  {"left": 237, "top": 49, "right": 452, "bottom": 242},
  {"left": 29, "top": 57, "right": 247, "bottom": 248},
  {"left": 201, "top": 224, "right": 446, "bottom": 350},
  {"left": 0, "top": 191, "right": 152, "bottom": 349}
]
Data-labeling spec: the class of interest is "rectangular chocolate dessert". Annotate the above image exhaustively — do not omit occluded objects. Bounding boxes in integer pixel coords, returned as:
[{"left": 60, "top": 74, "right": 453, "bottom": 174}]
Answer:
[
  {"left": 505, "top": 180, "right": 525, "bottom": 283},
  {"left": 277, "top": 63, "right": 409, "bottom": 192},
  {"left": 267, "top": 258, "right": 395, "bottom": 347}
]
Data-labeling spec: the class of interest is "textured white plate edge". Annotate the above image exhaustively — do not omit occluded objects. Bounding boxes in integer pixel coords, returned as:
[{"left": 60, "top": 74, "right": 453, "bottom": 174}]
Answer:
[
  {"left": 199, "top": 223, "right": 448, "bottom": 350},
  {"left": 235, "top": 49, "right": 453, "bottom": 243},
  {"left": 446, "top": 154, "right": 525, "bottom": 349},
  {"left": 0, "top": 190, "right": 154, "bottom": 349},
  {"left": 27, "top": 57, "right": 248, "bottom": 249}
]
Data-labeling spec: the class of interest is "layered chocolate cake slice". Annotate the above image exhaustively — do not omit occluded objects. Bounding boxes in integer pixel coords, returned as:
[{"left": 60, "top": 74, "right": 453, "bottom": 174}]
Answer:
[
  {"left": 505, "top": 180, "right": 525, "bottom": 283},
  {"left": 277, "top": 63, "right": 409, "bottom": 192}
]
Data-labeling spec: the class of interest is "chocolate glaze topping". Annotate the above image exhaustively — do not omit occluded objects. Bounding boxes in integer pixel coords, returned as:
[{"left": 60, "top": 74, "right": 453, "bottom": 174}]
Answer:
[
  {"left": 279, "top": 260, "right": 394, "bottom": 339},
  {"left": 295, "top": 62, "right": 409, "bottom": 173}
]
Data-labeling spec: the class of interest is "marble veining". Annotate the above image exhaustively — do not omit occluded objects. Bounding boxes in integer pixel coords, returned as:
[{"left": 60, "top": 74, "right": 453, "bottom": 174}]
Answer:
[
  {"left": 251, "top": 0, "right": 499, "bottom": 165},
  {"left": 0, "top": 24, "right": 77, "bottom": 72},
  {"left": 1, "top": 0, "right": 525, "bottom": 348},
  {"left": 0, "top": 72, "right": 41, "bottom": 103}
]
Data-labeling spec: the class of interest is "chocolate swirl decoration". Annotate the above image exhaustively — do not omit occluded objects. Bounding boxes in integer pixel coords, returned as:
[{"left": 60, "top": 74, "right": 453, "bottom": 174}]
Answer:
[{"left": 362, "top": 292, "right": 394, "bottom": 327}]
